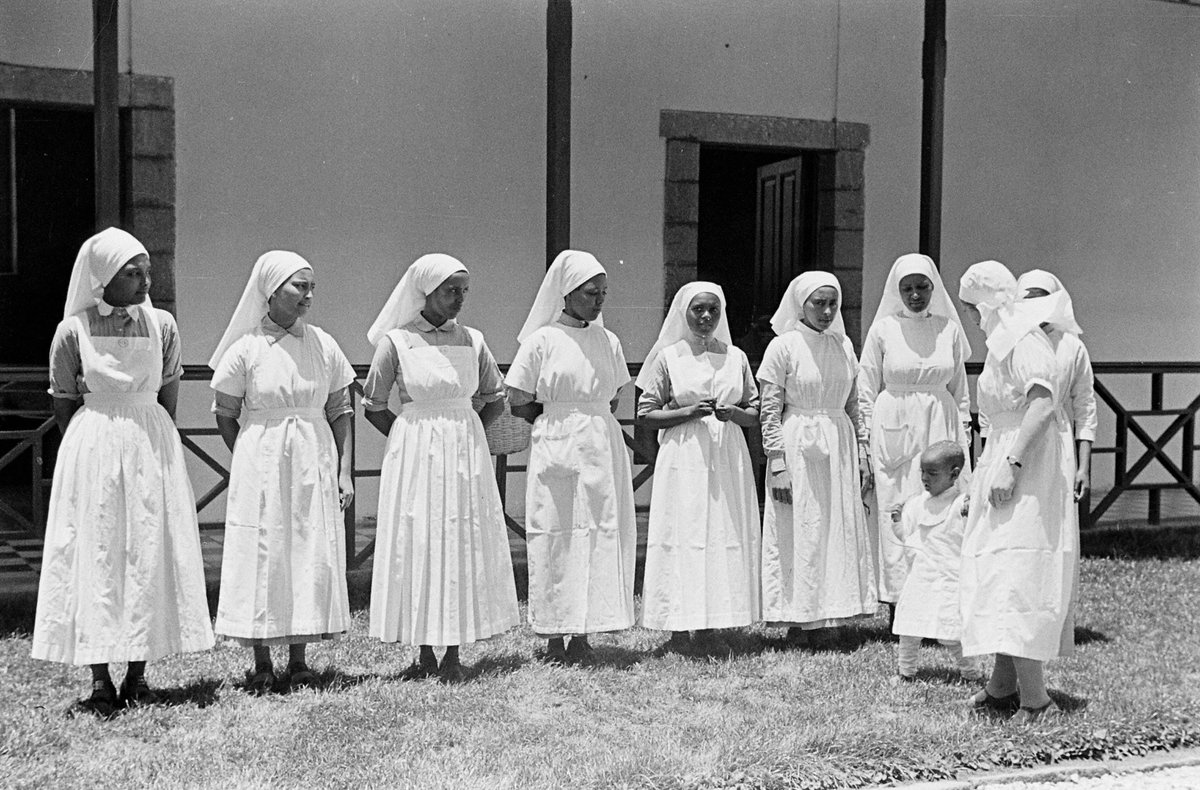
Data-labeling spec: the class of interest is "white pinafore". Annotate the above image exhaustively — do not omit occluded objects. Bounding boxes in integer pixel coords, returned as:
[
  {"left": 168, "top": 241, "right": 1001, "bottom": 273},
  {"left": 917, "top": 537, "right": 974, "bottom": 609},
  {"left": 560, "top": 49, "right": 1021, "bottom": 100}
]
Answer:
[
  {"left": 32, "top": 310, "right": 214, "bottom": 664},
  {"left": 369, "top": 330, "right": 519, "bottom": 646},
  {"left": 640, "top": 341, "right": 761, "bottom": 631}
]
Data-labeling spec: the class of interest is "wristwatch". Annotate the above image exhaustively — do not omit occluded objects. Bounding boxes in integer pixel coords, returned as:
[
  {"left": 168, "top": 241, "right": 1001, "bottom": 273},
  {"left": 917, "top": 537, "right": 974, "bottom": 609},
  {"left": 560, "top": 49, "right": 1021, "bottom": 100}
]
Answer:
[{"left": 1006, "top": 456, "right": 1022, "bottom": 468}]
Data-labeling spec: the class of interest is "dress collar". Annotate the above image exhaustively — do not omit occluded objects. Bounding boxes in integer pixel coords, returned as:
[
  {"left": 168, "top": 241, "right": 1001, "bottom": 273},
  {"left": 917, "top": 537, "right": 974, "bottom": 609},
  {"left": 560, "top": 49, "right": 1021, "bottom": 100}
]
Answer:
[
  {"left": 261, "top": 314, "right": 306, "bottom": 339},
  {"left": 556, "top": 312, "right": 589, "bottom": 329},
  {"left": 413, "top": 314, "right": 459, "bottom": 333},
  {"left": 97, "top": 299, "right": 141, "bottom": 322}
]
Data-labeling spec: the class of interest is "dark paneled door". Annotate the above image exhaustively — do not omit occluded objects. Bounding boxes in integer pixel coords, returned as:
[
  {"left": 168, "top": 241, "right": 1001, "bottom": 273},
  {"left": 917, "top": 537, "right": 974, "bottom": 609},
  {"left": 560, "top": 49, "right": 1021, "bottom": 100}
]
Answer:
[{"left": 754, "top": 155, "right": 818, "bottom": 319}]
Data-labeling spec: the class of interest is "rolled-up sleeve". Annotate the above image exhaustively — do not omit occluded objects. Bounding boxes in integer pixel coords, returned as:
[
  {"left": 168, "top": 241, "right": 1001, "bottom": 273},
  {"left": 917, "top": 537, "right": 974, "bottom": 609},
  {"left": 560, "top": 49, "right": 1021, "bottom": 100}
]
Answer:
[
  {"left": 324, "top": 386, "right": 353, "bottom": 421},
  {"left": 362, "top": 337, "right": 399, "bottom": 412},
  {"left": 636, "top": 353, "right": 672, "bottom": 417},
  {"left": 48, "top": 320, "right": 83, "bottom": 400},
  {"left": 475, "top": 336, "right": 505, "bottom": 403},
  {"left": 160, "top": 312, "right": 183, "bottom": 385}
]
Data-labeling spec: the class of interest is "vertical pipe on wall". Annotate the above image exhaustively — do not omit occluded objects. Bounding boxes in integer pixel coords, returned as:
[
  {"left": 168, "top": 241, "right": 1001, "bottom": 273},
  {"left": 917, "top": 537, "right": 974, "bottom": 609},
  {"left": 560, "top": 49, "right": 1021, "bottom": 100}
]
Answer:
[
  {"left": 546, "top": 0, "right": 572, "bottom": 267},
  {"left": 919, "top": 0, "right": 946, "bottom": 265},
  {"left": 94, "top": 0, "right": 121, "bottom": 229}
]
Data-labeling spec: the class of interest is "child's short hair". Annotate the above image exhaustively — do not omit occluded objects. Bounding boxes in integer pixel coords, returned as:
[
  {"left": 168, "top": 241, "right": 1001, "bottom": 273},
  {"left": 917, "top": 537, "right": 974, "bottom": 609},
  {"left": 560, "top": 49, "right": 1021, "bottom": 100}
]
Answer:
[{"left": 921, "top": 440, "right": 965, "bottom": 470}]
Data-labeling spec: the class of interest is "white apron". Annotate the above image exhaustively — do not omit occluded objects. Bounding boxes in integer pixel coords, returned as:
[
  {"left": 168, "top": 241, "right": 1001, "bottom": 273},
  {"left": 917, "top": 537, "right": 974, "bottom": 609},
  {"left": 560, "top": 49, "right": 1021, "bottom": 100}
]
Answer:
[
  {"left": 960, "top": 337, "right": 1077, "bottom": 661},
  {"left": 892, "top": 490, "right": 966, "bottom": 641},
  {"left": 761, "top": 332, "right": 877, "bottom": 628},
  {"left": 215, "top": 334, "right": 350, "bottom": 643},
  {"left": 369, "top": 331, "right": 519, "bottom": 646},
  {"left": 641, "top": 343, "right": 761, "bottom": 631},
  {"left": 33, "top": 311, "right": 214, "bottom": 664}
]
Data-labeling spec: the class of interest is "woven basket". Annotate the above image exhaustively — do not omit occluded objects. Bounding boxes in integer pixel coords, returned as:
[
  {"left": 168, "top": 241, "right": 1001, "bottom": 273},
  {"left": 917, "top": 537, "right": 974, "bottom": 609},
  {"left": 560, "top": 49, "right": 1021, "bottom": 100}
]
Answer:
[{"left": 484, "top": 400, "right": 531, "bottom": 456}]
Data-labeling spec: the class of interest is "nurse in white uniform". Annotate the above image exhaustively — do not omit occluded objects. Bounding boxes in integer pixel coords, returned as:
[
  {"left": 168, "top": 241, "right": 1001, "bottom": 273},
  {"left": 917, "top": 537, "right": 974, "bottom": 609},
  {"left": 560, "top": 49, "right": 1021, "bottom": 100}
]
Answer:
[
  {"left": 363, "top": 253, "right": 519, "bottom": 683},
  {"left": 858, "top": 253, "right": 972, "bottom": 609},
  {"left": 209, "top": 251, "right": 356, "bottom": 693},
  {"left": 958, "top": 260, "right": 1080, "bottom": 723},
  {"left": 33, "top": 228, "right": 214, "bottom": 717},
  {"left": 758, "top": 271, "right": 877, "bottom": 641},
  {"left": 505, "top": 250, "right": 636, "bottom": 666},
  {"left": 636, "top": 282, "right": 761, "bottom": 654}
]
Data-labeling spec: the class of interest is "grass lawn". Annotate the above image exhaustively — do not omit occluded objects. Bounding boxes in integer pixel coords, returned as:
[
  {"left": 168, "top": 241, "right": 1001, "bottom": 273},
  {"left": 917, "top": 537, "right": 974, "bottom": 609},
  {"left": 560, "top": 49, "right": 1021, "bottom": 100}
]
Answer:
[{"left": 2, "top": 552, "right": 1199, "bottom": 789}]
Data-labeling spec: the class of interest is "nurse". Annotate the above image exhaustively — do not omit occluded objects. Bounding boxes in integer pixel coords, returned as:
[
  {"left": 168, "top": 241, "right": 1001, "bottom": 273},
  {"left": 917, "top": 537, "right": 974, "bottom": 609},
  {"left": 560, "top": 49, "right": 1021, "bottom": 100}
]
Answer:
[
  {"left": 505, "top": 250, "right": 636, "bottom": 666},
  {"left": 636, "top": 282, "right": 761, "bottom": 653},
  {"left": 758, "top": 271, "right": 877, "bottom": 641},
  {"left": 958, "top": 260, "right": 1079, "bottom": 723},
  {"left": 858, "top": 253, "right": 972, "bottom": 609},
  {"left": 363, "top": 254, "right": 519, "bottom": 682},
  {"left": 33, "top": 229, "right": 214, "bottom": 717},
  {"left": 1015, "top": 270, "right": 1096, "bottom": 503},
  {"left": 209, "top": 251, "right": 356, "bottom": 693}
]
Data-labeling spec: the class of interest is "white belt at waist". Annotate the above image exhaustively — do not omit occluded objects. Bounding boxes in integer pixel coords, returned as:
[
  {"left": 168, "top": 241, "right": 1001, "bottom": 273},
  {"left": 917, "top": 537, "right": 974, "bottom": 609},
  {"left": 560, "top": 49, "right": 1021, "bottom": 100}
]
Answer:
[
  {"left": 782, "top": 406, "right": 843, "bottom": 417},
  {"left": 401, "top": 397, "right": 473, "bottom": 413},
  {"left": 243, "top": 406, "right": 325, "bottom": 421},
  {"left": 882, "top": 383, "right": 947, "bottom": 394},
  {"left": 83, "top": 391, "right": 158, "bottom": 407},
  {"left": 543, "top": 400, "right": 611, "bottom": 416}
]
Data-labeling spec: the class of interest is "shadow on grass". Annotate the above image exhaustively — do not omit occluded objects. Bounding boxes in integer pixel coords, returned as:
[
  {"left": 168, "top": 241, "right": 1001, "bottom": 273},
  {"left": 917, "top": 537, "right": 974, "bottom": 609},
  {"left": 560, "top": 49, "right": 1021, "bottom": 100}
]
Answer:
[
  {"left": 1074, "top": 625, "right": 1110, "bottom": 645},
  {"left": 1082, "top": 523, "right": 1200, "bottom": 560},
  {"left": 1049, "top": 688, "right": 1089, "bottom": 713},
  {"left": 154, "top": 677, "right": 225, "bottom": 708},
  {"left": 465, "top": 652, "right": 530, "bottom": 680}
]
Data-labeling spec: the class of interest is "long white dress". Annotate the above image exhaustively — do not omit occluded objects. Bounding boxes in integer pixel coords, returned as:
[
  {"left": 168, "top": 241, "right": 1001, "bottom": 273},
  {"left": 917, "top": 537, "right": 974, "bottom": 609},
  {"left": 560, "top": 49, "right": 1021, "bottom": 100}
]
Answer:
[
  {"left": 33, "top": 307, "right": 214, "bottom": 664},
  {"left": 638, "top": 339, "right": 761, "bottom": 631},
  {"left": 505, "top": 322, "right": 636, "bottom": 635},
  {"left": 960, "top": 331, "right": 1077, "bottom": 660},
  {"left": 858, "top": 313, "right": 970, "bottom": 603},
  {"left": 367, "top": 326, "right": 520, "bottom": 645},
  {"left": 212, "top": 323, "right": 355, "bottom": 643},
  {"left": 758, "top": 324, "right": 877, "bottom": 627},
  {"left": 892, "top": 488, "right": 967, "bottom": 641}
]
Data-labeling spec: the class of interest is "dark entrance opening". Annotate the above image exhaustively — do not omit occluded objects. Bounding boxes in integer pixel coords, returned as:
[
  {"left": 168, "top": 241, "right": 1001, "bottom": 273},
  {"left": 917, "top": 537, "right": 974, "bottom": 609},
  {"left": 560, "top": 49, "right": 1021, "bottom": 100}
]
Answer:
[
  {"left": 697, "top": 146, "right": 823, "bottom": 361},
  {"left": 0, "top": 105, "right": 96, "bottom": 365}
]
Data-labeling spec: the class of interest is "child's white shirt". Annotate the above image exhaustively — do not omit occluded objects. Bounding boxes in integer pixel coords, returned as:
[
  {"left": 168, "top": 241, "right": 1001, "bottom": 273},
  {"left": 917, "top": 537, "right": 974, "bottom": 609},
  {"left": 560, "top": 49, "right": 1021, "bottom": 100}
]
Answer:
[{"left": 891, "top": 485, "right": 968, "bottom": 641}]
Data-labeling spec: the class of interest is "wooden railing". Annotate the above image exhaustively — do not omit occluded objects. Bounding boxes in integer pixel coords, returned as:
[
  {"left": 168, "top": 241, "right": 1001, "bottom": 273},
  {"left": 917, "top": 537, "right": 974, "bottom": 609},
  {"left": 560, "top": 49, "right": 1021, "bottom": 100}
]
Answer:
[{"left": 3, "top": 361, "right": 1198, "bottom": 558}]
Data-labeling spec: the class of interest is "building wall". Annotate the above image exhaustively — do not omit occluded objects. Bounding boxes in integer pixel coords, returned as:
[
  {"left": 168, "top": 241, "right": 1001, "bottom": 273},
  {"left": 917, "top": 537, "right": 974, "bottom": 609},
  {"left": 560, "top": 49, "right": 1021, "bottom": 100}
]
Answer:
[{"left": 3, "top": 0, "right": 1198, "bottom": 367}]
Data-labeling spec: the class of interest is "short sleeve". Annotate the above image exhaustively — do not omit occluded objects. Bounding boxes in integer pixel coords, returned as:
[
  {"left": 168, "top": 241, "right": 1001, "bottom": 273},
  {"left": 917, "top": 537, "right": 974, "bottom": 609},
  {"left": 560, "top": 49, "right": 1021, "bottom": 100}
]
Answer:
[
  {"left": 733, "top": 347, "right": 760, "bottom": 409},
  {"left": 610, "top": 332, "right": 631, "bottom": 393},
  {"left": 210, "top": 338, "right": 248, "bottom": 398},
  {"left": 361, "top": 336, "right": 400, "bottom": 412},
  {"left": 473, "top": 329, "right": 505, "bottom": 403},
  {"left": 322, "top": 331, "right": 356, "bottom": 392},
  {"left": 1010, "top": 332, "right": 1056, "bottom": 398},
  {"left": 756, "top": 336, "right": 789, "bottom": 388},
  {"left": 48, "top": 318, "right": 83, "bottom": 400},
  {"left": 505, "top": 332, "right": 544, "bottom": 395},
  {"left": 635, "top": 351, "right": 672, "bottom": 416},
  {"left": 158, "top": 310, "right": 183, "bottom": 385}
]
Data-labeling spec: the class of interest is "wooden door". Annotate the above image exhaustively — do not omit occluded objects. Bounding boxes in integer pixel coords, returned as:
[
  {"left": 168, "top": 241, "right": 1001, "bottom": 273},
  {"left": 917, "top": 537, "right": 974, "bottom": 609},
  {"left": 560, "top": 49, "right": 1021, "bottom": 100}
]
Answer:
[{"left": 754, "top": 155, "right": 817, "bottom": 317}]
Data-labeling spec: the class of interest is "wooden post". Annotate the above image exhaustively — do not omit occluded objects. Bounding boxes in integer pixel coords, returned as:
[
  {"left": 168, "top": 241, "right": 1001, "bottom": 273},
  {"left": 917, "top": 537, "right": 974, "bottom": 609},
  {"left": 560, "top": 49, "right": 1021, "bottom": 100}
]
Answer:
[
  {"left": 94, "top": 0, "right": 121, "bottom": 229},
  {"left": 919, "top": 0, "right": 946, "bottom": 264},
  {"left": 546, "top": 0, "right": 572, "bottom": 266}
]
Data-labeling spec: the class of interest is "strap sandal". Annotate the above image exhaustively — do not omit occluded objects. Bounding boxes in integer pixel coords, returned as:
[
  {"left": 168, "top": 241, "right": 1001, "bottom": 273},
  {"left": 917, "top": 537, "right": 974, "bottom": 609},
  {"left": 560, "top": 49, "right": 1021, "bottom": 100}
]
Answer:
[
  {"left": 287, "top": 663, "right": 318, "bottom": 690},
  {"left": 71, "top": 679, "right": 120, "bottom": 720},
  {"left": 118, "top": 676, "right": 159, "bottom": 708},
  {"left": 247, "top": 667, "right": 277, "bottom": 696},
  {"left": 969, "top": 688, "right": 1021, "bottom": 717},
  {"left": 1011, "top": 699, "right": 1061, "bottom": 725}
]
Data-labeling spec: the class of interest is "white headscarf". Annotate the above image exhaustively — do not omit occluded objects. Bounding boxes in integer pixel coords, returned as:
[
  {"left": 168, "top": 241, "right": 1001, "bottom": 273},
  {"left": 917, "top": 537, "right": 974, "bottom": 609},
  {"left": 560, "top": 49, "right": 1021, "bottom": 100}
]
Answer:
[
  {"left": 366, "top": 253, "right": 468, "bottom": 346},
  {"left": 769, "top": 270, "right": 845, "bottom": 337},
  {"left": 959, "top": 260, "right": 1080, "bottom": 360},
  {"left": 872, "top": 252, "right": 971, "bottom": 358},
  {"left": 208, "top": 250, "right": 313, "bottom": 368},
  {"left": 516, "top": 249, "right": 607, "bottom": 343},
  {"left": 635, "top": 281, "right": 731, "bottom": 390},
  {"left": 1016, "top": 268, "right": 1082, "bottom": 336},
  {"left": 62, "top": 228, "right": 149, "bottom": 318}
]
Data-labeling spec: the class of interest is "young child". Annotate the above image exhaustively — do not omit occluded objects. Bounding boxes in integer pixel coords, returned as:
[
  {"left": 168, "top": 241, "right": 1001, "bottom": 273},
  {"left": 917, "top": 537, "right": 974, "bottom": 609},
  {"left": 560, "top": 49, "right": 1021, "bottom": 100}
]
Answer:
[{"left": 892, "top": 441, "right": 982, "bottom": 682}]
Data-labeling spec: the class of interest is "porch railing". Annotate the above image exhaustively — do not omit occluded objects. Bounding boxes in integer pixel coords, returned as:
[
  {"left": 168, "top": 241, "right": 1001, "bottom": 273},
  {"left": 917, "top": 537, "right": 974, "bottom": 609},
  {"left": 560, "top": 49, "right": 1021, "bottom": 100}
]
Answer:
[{"left": 2, "top": 361, "right": 1198, "bottom": 560}]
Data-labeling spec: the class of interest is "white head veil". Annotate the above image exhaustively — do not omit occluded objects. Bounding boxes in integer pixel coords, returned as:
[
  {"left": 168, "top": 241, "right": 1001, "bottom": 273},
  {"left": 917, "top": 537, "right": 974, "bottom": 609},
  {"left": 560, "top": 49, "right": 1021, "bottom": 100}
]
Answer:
[
  {"left": 63, "top": 228, "right": 150, "bottom": 318},
  {"left": 516, "top": 249, "right": 607, "bottom": 343},
  {"left": 770, "top": 270, "right": 845, "bottom": 337},
  {"left": 635, "top": 281, "right": 731, "bottom": 390},
  {"left": 366, "top": 253, "right": 468, "bottom": 346},
  {"left": 1016, "top": 268, "right": 1082, "bottom": 336},
  {"left": 208, "top": 250, "right": 313, "bottom": 369},
  {"left": 959, "top": 260, "right": 1080, "bottom": 360},
  {"left": 872, "top": 252, "right": 971, "bottom": 358}
]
